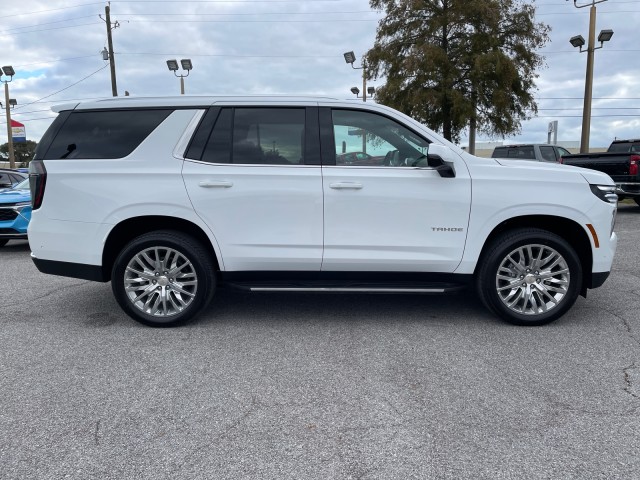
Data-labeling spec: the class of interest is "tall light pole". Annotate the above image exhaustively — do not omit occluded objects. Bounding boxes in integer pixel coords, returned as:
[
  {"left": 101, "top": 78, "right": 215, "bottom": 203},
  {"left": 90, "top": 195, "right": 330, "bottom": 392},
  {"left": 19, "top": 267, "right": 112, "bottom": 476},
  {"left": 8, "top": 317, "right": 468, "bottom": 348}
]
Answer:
[
  {"left": 343, "top": 51, "right": 367, "bottom": 102},
  {"left": 568, "top": 0, "right": 613, "bottom": 153},
  {"left": 1, "top": 65, "right": 16, "bottom": 169},
  {"left": 167, "top": 59, "right": 193, "bottom": 95}
]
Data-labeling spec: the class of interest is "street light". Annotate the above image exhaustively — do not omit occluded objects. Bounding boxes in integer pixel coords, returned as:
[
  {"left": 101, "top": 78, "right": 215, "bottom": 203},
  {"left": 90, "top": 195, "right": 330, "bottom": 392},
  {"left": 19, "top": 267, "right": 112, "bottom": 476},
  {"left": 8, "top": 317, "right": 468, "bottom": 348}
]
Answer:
[
  {"left": 166, "top": 59, "right": 192, "bottom": 95},
  {"left": 568, "top": 0, "right": 613, "bottom": 153},
  {"left": 343, "top": 51, "right": 368, "bottom": 102},
  {"left": 350, "top": 87, "right": 360, "bottom": 98},
  {"left": 0, "top": 65, "right": 16, "bottom": 169}
]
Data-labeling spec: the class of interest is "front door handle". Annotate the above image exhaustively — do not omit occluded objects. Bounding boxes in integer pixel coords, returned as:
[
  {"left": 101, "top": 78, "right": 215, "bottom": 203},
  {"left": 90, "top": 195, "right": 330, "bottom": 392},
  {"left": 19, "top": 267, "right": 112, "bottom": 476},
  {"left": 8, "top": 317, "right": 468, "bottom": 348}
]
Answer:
[
  {"left": 198, "top": 180, "right": 233, "bottom": 188},
  {"left": 329, "top": 182, "right": 363, "bottom": 190}
]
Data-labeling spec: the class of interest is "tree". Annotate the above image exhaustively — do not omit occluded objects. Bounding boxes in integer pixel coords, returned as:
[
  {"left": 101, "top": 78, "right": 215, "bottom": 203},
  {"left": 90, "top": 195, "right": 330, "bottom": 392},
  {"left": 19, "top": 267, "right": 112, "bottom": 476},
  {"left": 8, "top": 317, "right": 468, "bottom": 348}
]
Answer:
[
  {"left": 365, "top": 0, "right": 550, "bottom": 145},
  {"left": 0, "top": 140, "right": 38, "bottom": 167}
]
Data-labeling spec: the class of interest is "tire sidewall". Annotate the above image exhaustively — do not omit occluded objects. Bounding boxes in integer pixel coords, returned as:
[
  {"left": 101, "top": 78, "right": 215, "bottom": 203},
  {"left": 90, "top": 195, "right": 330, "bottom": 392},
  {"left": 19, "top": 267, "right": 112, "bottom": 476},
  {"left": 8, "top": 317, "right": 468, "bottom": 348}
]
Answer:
[
  {"left": 111, "top": 231, "right": 215, "bottom": 327},
  {"left": 479, "top": 229, "right": 582, "bottom": 326}
]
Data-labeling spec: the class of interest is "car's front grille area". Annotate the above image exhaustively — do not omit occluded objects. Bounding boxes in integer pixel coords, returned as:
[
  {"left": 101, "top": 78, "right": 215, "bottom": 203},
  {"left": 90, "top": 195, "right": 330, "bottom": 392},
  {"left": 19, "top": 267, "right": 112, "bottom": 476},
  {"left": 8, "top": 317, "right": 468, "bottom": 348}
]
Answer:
[{"left": 0, "top": 209, "right": 19, "bottom": 221}]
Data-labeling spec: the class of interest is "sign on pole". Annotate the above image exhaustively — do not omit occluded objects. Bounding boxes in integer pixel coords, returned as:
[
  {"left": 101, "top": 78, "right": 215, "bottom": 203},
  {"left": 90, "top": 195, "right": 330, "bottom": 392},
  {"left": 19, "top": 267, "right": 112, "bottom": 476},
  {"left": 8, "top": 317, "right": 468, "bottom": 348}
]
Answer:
[{"left": 11, "top": 119, "right": 26, "bottom": 143}]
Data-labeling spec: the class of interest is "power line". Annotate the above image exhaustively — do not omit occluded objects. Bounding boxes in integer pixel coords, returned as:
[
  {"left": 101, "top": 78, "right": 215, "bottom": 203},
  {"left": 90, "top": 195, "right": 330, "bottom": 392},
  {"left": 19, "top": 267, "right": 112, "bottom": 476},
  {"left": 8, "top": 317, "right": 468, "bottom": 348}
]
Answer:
[
  {"left": 0, "top": 22, "right": 101, "bottom": 37},
  {"left": 14, "top": 64, "right": 109, "bottom": 110},
  {"left": 0, "top": 2, "right": 103, "bottom": 20},
  {"left": 1, "top": 16, "right": 96, "bottom": 33}
]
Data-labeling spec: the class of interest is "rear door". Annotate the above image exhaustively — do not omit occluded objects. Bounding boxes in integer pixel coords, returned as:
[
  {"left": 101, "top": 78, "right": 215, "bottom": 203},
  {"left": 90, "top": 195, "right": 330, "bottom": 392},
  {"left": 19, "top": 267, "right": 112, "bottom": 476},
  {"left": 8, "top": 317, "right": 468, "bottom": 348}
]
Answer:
[{"left": 182, "top": 106, "right": 324, "bottom": 271}]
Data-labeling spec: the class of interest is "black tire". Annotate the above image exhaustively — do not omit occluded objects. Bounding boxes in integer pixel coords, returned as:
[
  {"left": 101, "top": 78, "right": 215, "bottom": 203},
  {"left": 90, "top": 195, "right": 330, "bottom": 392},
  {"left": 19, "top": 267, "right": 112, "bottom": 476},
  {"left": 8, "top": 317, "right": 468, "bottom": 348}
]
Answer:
[
  {"left": 634, "top": 198, "right": 640, "bottom": 207},
  {"left": 0, "top": 239, "right": 8, "bottom": 248},
  {"left": 111, "top": 230, "right": 216, "bottom": 327},
  {"left": 476, "top": 228, "right": 582, "bottom": 326}
]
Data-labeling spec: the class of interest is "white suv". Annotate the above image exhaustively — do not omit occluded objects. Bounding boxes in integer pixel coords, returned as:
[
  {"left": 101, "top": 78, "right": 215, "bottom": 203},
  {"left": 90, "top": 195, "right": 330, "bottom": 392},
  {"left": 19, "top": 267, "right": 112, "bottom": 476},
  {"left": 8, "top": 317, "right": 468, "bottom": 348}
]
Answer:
[{"left": 28, "top": 96, "right": 618, "bottom": 327}]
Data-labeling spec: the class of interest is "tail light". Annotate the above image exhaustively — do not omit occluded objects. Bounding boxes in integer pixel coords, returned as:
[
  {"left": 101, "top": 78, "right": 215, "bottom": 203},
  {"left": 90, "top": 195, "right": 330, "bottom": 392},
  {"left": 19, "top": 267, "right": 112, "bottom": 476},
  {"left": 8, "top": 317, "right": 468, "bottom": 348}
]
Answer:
[
  {"left": 630, "top": 155, "right": 640, "bottom": 176},
  {"left": 29, "top": 160, "right": 47, "bottom": 210}
]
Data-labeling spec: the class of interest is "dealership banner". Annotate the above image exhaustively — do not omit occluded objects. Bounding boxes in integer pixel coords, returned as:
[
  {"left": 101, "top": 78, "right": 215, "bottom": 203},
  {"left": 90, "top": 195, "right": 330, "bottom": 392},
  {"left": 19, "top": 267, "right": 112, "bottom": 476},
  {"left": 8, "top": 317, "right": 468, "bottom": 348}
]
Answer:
[{"left": 11, "top": 119, "right": 26, "bottom": 143}]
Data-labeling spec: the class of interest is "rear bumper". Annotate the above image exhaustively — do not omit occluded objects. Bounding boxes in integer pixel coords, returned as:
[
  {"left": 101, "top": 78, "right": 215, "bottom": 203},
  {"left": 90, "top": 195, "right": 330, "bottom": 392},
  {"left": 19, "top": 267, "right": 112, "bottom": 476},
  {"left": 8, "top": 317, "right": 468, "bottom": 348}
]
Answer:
[{"left": 31, "top": 254, "right": 107, "bottom": 282}]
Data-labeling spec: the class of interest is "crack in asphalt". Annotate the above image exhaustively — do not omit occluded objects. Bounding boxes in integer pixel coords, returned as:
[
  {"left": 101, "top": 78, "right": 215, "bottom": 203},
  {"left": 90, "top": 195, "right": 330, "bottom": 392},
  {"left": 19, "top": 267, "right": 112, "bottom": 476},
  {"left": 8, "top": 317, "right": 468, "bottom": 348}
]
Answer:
[
  {"left": 623, "top": 364, "right": 639, "bottom": 400},
  {"left": 594, "top": 305, "right": 640, "bottom": 403}
]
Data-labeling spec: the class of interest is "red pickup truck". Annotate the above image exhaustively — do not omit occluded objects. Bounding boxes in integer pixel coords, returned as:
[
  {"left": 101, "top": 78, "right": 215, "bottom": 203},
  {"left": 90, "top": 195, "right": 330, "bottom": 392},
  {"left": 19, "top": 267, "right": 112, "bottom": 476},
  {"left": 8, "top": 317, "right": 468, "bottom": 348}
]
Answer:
[{"left": 560, "top": 139, "right": 640, "bottom": 205}]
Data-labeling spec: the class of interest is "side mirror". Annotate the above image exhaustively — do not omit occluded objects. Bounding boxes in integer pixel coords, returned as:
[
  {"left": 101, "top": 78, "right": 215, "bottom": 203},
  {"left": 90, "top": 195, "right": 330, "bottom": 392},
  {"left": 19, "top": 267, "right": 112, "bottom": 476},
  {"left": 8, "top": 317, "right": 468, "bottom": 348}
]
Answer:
[
  {"left": 427, "top": 144, "right": 456, "bottom": 178},
  {"left": 435, "top": 164, "right": 456, "bottom": 178}
]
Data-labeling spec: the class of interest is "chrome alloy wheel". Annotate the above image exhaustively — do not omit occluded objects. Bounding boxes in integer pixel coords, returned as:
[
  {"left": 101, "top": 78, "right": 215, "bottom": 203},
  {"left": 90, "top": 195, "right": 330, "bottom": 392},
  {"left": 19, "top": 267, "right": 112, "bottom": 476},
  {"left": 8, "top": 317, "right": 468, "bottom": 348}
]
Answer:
[
  {"left": 495, "top": 244, "right": 570, "bottom": 316},
  {"left": 123, "top": 247, "right": 198, "bottom": 317}
]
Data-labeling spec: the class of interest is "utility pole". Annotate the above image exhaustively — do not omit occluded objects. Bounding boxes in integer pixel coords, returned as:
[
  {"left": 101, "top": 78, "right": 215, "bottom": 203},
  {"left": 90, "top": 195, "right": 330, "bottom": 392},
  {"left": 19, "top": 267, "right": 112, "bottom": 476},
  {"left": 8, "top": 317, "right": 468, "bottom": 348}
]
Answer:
[
  {"left": 568, "top": 0, "right": 611, "bottom": 153},
  {"left": 3, "top": 83, "right": 15, "bottom": 169},
  {"left": 102, "top": 3, "right": 119, "bottom": 97}
]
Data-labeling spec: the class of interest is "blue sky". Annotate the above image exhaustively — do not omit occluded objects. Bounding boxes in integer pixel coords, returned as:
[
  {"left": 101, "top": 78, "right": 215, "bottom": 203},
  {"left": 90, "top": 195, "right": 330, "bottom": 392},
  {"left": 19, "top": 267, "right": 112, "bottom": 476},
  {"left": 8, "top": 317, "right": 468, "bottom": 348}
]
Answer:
[{"left": 1, "top": 0, "right": 639, "bottom": 150}]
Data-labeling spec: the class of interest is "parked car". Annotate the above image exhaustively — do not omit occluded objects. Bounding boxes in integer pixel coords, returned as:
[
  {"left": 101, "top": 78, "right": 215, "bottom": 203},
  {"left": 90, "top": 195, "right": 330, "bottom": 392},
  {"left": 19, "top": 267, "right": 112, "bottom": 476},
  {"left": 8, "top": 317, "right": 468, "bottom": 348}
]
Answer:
[
  {"left": 336, "top": 151, "right": 384, "bottom": 166},
  {"left": 559, "top": 139, "right": 640, "bottom": 205},
  {"left": 0, "top": 178, "right": 31, "bottom": 247},
  {"left": 491, "top": 144, "right": 572, "bottom": 163},
  {"left": 0, "top": 169, "right": 27, "bottom": 190},
  {"left": 28, "top": 96, "right": 617, "bottom": 328}
]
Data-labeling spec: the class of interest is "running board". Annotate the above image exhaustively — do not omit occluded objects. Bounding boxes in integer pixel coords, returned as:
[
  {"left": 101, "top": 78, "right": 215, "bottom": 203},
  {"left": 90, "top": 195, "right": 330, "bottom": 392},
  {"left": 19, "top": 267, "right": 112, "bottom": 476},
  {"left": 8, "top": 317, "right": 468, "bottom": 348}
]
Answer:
[{"left": 224, "top": 282, "right": 467, "bottom": 294}]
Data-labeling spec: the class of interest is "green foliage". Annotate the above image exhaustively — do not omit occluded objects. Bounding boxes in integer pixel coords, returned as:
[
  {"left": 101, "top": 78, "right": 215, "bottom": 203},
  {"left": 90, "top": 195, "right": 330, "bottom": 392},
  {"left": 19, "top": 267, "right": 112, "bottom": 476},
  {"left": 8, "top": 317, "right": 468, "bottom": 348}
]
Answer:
[
  {"left": 0, "top": 140, "right": 37, "bottom": 167},
  {"left": 366, "top": 0, "right": 550, "bottom": 142}
]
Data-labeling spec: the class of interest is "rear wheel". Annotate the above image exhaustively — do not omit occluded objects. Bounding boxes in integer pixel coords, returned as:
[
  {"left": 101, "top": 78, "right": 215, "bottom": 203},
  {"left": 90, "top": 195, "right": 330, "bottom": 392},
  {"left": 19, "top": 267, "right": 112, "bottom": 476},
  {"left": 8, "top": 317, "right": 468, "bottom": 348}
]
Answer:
[
  {"left": 0, "top": 239, "right": 8, "bottom": 247},
  {"left": 111, "top": 230, "right": 216, "bottom": 327},
  {"left": 477, "top": 228, "right": 582, "bottom": 326}
]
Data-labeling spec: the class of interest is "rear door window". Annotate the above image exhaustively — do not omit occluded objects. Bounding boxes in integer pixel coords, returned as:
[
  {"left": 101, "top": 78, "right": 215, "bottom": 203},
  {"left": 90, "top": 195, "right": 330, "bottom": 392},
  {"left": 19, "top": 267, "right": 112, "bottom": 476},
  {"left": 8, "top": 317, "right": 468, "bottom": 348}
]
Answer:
[
  {"left": 43, "top": 109, "right": 173, "bottom": 159},
  {"left": 198, "top": 108, "right": 307, "bottom": 165}
]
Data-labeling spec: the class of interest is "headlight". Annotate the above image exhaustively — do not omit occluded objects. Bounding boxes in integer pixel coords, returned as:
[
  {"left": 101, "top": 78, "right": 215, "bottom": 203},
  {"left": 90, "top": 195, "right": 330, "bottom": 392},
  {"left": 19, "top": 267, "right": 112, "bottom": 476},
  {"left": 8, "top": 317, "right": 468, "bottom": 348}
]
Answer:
[{"left": 590, "top": 184, "right": 618, "bottom": 205}]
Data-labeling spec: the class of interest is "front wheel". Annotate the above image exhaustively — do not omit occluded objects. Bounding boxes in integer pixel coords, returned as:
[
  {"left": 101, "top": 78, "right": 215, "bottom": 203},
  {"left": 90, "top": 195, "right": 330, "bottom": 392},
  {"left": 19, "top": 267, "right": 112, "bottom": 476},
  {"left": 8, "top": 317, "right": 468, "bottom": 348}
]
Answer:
[
  {"left": 476, "top": 229, "right": 582, "bottom": 326},
  {"left": 111, "top": 231, "right": 216, "bottom": 327}
]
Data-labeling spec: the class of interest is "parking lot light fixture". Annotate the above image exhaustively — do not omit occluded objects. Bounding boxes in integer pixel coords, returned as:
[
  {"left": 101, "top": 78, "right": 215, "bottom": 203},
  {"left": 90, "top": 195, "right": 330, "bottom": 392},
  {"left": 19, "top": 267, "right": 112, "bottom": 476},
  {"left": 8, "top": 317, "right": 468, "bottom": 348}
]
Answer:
[
  {"left": 1, "top": 65, "right": 16, "bottom": 169},
  {"left": 343, "top": 50, "right": 368, "bottom": 102},
  {"left": 350, "top": 87, "right": 360, "bottom": 97},
  {"left": 166, "top": 59, "right": 192, "bottom": 95},
  {"left": 568, "top": 0, "right": 613, "bottom": 153},
  {"left": 570, "top": 35, "right": 586, "bottom": 49}
]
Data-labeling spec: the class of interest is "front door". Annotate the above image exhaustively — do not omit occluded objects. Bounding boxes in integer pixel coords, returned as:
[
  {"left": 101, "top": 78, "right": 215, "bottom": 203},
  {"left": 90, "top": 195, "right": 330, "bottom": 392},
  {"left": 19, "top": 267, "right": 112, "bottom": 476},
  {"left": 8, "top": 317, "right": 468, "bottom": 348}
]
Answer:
[{"left": 321, "top": 108, "right": 472, "bottom": 272}]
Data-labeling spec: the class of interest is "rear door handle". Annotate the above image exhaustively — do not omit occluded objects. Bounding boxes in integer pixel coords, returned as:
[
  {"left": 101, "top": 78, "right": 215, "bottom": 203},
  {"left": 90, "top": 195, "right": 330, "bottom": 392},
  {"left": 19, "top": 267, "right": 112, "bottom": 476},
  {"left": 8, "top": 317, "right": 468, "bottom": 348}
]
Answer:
[
  {"left": 329, "top": 182, "right": 363, "bottom": 190},
  {"left": 198, "top": 180, "right": 233, "bottom": 188}
]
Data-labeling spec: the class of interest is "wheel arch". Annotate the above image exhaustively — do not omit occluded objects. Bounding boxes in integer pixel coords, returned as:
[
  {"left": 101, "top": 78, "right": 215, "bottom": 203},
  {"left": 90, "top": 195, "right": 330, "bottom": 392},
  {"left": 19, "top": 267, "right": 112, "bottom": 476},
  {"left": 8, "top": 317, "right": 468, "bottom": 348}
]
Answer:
[
  {"left": 474, "top": 215, "right": 593, "bottom": 294},
  {"left": 102, "top": 216, "right": 220, "bottom": 281}
]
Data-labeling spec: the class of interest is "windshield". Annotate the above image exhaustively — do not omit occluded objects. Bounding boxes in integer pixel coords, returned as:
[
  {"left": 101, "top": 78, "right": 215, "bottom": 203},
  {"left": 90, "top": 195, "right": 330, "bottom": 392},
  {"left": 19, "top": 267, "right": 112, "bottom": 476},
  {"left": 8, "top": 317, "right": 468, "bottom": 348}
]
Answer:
[{"left": 13, "top": 178, "right": 30, "bottom": 190}]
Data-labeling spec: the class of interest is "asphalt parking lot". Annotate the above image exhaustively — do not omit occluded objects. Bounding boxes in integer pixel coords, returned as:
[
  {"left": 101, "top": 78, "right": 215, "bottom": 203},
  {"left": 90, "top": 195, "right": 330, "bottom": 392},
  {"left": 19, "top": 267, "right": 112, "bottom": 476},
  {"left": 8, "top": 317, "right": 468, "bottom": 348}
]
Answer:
[{"left": 1, "top": 204, "right": 639, "bottom": 480}]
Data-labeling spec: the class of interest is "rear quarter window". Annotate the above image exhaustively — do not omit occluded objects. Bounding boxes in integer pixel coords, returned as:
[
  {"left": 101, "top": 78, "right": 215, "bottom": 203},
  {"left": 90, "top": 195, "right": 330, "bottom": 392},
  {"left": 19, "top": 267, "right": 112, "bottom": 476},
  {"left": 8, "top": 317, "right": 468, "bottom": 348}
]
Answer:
[{"left": 42, "top": 109, "right": 173, "bottom": 159}]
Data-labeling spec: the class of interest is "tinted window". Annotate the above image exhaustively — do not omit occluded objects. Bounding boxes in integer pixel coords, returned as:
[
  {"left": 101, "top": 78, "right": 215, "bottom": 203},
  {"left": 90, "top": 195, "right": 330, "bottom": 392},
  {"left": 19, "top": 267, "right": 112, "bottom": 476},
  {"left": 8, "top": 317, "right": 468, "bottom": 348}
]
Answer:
[
  {"left": 201, "top": 108, "right": 232, "bottom": 164},
  {"left": 44, "top": 109, "right": 172, "bottom": 159},
  {"left": 0, "top": 173, "right": 14, "bottom": 188},
  {"left": 199, "top": 108, "right": 306, "bottom": 165},
  {"left": 332, "top": 110, "right": 429, "bottom": 167},
  {"left": 539, "top": 146, "right": 557, "bottom": 162},
  {"left": 609, "top": 142, "right": 640, "bottom": 153},
  {"left": 492, "top": 146, "right": 535, "bottom": 159}
]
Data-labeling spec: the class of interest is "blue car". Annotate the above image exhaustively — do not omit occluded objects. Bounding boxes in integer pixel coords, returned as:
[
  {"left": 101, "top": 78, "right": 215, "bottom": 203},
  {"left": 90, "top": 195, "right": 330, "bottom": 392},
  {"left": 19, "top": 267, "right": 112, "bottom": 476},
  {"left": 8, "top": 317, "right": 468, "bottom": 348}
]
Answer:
[{"left": 0, "top": 178, "right": 31, "bottom": 247}]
